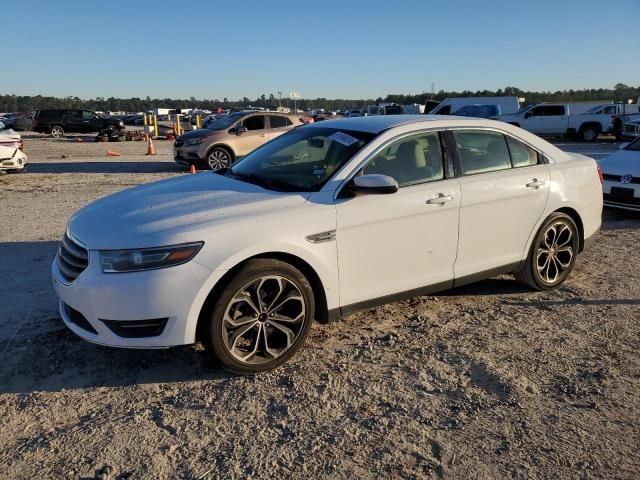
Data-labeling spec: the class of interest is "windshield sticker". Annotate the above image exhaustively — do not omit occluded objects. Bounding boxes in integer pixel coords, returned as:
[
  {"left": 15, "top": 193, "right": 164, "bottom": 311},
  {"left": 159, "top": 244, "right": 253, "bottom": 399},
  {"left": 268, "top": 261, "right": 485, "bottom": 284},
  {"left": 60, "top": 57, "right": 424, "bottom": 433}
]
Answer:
[{"left": 329, "top": 132, "right": 359, "bottom": 147}]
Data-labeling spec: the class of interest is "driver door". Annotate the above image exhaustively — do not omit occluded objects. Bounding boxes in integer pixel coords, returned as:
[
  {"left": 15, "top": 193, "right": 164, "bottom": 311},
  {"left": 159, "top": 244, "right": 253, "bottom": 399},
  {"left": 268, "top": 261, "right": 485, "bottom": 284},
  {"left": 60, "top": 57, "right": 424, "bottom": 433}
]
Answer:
[
  {"left": 233, "top": 115, "right": 268, "bottom": 157},
  {"left": 335, "top": 131, "right": 460, "bottom": 309}
]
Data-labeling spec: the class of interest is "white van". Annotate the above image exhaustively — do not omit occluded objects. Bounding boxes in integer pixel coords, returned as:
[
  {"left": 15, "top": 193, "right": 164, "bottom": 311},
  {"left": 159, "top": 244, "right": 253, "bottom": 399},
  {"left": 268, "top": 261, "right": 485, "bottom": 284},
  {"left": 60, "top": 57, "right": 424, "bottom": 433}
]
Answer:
[{"left": 428, "top": 96, "right": 522, "bottom": 115}]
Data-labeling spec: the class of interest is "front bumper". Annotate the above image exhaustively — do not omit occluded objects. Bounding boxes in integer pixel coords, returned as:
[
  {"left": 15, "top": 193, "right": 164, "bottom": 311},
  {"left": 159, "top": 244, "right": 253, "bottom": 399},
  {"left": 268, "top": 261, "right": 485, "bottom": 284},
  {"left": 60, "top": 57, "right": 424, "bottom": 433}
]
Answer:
[
  {"left": 173, "top": 142, "right": 206, "bottom": 165},
  {"left": 52, "top": 251, "right": 214, "bottom": 348},
  {"left": 602, "top": 180, "right": 640, "bottom": 212}
]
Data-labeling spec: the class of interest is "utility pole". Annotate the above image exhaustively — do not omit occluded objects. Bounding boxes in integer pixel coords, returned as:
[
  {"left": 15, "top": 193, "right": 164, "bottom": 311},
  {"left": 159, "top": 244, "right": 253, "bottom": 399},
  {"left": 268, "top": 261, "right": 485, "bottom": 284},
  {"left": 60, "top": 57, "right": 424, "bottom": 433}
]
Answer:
[{"left": 278, "top": 91, "right": 282, "bottom": 106}]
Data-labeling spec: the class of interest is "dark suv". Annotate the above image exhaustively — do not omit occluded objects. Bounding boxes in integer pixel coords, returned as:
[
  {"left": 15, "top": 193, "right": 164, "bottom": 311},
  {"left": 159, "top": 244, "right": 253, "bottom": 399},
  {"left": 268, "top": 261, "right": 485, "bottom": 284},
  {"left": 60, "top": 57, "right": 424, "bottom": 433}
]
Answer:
[{"left": 33, "top": 110, "right": 124, "bottom": 137}]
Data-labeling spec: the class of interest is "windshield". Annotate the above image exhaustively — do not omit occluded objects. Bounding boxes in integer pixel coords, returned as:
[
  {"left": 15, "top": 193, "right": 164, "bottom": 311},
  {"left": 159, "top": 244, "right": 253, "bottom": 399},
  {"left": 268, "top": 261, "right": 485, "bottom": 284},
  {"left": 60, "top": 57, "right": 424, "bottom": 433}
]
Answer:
[
  {"left": 625, "top": 137, "right": 640, "bottom": 151},
  {"left": 226, "top": 127, "right": 375, "bottom": 192},
  {"left": 205, "top": 112, "right": 245, "bottom": 130}
]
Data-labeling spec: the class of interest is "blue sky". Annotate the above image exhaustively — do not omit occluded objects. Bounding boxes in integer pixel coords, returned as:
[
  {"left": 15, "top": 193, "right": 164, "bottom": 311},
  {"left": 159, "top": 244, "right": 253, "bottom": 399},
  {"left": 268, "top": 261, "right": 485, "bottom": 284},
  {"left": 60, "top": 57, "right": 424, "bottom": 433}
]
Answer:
[{"left": 4, "top": 0, "right": 639, "bottom": 99}]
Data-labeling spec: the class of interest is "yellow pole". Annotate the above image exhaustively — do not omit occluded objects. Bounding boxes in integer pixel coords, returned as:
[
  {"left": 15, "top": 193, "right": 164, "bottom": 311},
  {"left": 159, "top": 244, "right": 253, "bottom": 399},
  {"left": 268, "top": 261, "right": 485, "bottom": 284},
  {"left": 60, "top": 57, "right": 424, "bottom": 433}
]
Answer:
[
  {"left": 196, "top": 114, "right": 201, "bottom": 129},
  {"left": 143, "top": 113, "right": 148, "bottom": 141},
  {"left": 153, "top": 115, "right": 158, "bottom": 139}
]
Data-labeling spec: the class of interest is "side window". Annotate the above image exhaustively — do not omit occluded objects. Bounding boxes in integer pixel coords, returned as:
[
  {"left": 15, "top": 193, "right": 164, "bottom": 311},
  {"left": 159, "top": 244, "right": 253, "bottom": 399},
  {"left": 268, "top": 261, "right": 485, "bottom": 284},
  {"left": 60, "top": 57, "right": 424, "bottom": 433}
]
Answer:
[
  {"left": 602, "top": 106, "right": 617, "bottom": 115},
  {"left": 437, "top": 105, "right": 451, "bottom": 115},
  {"left": 82, "top": 111, "right": 95, "bottom": 120},
  {"left": 243, "top": 115, "right": 265, "bottom": 131},
  {"left": 532, "top": 106, "right": 565, "bottom": 116},
  {"left": 66, "top": 110, "right": 82, "bottom": 121},
  {"left": 453, "top": 130, "right": 511, "bottom": 175},
  {"left": 506, "top": 136, "right": 539, "bottom": 168},
  {"left": 269, "top": 115, "right": 292, "bottom": 128},
  {"left": 362, "top": 132, "right": 444, "bottom": 187}
]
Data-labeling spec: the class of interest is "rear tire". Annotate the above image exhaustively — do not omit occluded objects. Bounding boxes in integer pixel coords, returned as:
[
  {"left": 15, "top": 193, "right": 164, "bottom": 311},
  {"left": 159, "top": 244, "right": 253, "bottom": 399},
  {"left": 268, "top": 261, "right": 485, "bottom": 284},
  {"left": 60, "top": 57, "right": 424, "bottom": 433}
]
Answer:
[
  {"left": 515, "top": 213, "right": 579, "bottom": 290},
  {"left": 203, "top": 259, "right": 315, "bottom": 374},
  {"left": 580, "top": 125, "right": 599, "bottom": 142},
  {"left": 50, "top": 125, "right": 64, "bottom": 138}
]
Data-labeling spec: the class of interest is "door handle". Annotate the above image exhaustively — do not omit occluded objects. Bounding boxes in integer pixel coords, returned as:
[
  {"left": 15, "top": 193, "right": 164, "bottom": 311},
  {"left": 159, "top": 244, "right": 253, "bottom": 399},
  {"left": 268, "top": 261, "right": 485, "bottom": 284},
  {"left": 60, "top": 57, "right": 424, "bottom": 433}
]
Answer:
[
  {"left": 526, "top": 179, "right": 546, "bottom": 188},
  {"left": 426, "top": 194, "right": 455, "bottom": 205}
]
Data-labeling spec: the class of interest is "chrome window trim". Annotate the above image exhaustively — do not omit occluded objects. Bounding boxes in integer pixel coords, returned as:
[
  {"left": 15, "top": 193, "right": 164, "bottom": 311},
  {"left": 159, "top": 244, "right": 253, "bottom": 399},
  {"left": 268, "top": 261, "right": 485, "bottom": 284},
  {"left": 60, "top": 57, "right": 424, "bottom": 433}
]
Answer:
[{"left": 333, "top": 125, "right": 548, "bottom": 200}]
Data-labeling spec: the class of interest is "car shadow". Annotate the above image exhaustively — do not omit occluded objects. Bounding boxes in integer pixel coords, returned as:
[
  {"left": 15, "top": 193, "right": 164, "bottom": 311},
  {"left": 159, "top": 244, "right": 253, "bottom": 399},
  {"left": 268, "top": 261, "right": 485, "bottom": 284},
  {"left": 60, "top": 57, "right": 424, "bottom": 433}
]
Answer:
[
  {"left": 0, "top": 241, "right": 233, "bottom": 394},
  {"left": 437, "top": 277, "right": 532, "bottom": 297},
  {"left": 27, "top": 161, "right": 184, "bottom": 174}
]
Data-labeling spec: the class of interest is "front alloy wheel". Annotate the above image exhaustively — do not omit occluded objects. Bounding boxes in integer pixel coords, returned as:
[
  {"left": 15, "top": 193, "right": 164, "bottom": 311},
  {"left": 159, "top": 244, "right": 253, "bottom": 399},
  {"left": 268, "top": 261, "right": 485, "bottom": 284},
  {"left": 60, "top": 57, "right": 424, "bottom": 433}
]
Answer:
[
  {"left": 204, "top": 259, "right": 314, "bottom": 374},
  {"left": 515, "top": 213, "right": 579, "bottom": 290},
  {"left": 207, "top": 147, "right": 231, "bottom": 170}
]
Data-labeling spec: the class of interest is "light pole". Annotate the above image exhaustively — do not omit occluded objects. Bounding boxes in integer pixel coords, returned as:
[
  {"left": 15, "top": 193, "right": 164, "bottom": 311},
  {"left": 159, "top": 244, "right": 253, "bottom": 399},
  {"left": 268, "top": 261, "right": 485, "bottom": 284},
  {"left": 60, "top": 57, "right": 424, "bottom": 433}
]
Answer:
[{"left": 278, "top": 91, "right": 282, "bottom": 106}]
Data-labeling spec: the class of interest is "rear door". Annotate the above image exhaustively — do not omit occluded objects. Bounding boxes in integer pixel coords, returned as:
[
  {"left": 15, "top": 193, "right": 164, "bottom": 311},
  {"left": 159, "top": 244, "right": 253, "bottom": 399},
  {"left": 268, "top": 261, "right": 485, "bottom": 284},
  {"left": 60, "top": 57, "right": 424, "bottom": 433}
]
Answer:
[
  {"left": 233, "top": 114, "right": 268, "bottom": 157},
  {"left": 525, "top": 105, "right": 566, "bottom": 134},
  {"left": 267, "top": 115, "right": 295, "bottom": 141},
  {"left": 64, "top": 110, "right": 84, "bottom": 132},
  {"left": 450, "top": 129, "right": 550, "bottom": 279}
]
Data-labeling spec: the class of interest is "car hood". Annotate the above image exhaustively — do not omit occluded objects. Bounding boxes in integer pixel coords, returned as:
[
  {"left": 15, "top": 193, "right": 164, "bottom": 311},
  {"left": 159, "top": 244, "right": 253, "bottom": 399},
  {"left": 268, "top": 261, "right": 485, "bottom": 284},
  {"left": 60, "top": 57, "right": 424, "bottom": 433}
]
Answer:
[
  {"left": 177, "top": 128, "right": 216, "bottom": 141},
  {"left": 598, "top": 150, "right": 640, "bottom": 175},
  {"left": 68, "top": 173, "right": 310, "bottom": 250}
]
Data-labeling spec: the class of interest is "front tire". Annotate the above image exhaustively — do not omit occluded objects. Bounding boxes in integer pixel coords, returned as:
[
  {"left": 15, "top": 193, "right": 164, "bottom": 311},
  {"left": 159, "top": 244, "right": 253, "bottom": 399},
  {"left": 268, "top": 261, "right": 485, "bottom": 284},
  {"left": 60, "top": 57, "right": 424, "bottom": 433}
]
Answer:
[
  {"left": 515, "top": 213, "right": 579, "bottom": 290},
  {"left": 205, "top": 146, "right": 232, "bottom": 170},
  {"left": 203, "top": 259, "right": 315, "bottom": 374}
]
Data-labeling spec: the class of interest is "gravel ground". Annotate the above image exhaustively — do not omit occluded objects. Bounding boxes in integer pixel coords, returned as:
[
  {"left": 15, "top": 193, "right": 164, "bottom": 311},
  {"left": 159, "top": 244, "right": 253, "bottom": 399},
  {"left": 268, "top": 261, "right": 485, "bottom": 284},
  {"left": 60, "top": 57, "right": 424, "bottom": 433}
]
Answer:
[{"left": 0, "top": 136, "right": 638, "bottom": 479}]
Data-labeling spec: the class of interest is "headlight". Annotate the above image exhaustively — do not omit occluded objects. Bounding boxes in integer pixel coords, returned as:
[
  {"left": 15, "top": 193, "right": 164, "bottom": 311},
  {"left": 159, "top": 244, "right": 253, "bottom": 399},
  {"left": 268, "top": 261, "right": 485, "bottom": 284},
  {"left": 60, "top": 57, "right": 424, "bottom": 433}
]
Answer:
[
  {"left": 184, "top": 137, "right": 205, "bottom": 146},
  {"left": 100, "top": 242, "right": 203, "bottom": 273}
]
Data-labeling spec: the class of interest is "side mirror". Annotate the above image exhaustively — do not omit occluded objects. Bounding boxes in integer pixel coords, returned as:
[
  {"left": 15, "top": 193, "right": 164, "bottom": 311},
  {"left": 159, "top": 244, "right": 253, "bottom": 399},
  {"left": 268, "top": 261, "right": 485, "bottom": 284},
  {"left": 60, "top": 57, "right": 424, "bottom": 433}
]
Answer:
[
  {"left": 524, "top": 111, "right": 533, "bottom": 119},
  {"left": 619, "top": 142, "right": 629, "bottom": 150},
  {"left": 342, "top": 174, "right": 399, "bottom": 197},
  {"left": 236, "top": 126, "right": 248, "bottom": 135}
]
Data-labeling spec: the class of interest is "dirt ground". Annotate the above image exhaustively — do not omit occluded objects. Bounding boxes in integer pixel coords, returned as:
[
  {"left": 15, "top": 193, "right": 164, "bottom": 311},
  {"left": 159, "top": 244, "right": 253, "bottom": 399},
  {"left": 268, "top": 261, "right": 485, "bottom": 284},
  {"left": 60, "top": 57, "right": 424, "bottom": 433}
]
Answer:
[{"left": 0, "top": 136, "right": 638, "bottom": 479}]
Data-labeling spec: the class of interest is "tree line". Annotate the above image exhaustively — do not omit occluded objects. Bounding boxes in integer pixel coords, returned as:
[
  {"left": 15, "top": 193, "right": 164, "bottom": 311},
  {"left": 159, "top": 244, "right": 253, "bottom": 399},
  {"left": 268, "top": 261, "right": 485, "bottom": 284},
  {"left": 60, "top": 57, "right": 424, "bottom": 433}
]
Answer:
[{"left": 1, "top": 84, "right": 638, "bottom": 114}]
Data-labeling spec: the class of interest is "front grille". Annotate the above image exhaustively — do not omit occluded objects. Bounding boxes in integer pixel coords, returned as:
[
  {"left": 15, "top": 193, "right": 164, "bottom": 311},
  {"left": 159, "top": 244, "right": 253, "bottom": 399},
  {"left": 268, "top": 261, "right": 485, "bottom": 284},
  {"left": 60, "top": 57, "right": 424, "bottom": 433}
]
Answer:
[
  {"left": 57, "top": 233, "right": 88, "bottom": 283},
  {"left": 602, "top": 173, "right": 640, "bottom": 184},
  {"left": 624, "top": 124, "right": 639, "bottom": 134},
  {"left": 63, "top": 303, "right": 98, "bottom": 334}
]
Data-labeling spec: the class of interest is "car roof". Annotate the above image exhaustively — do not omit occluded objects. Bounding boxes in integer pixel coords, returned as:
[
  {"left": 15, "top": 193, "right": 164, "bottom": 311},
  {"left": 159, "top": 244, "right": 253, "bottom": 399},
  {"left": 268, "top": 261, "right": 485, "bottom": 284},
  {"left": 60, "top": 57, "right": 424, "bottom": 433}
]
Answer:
[{"left": 303, "top": 114, "right": 508, "bottom": 133}]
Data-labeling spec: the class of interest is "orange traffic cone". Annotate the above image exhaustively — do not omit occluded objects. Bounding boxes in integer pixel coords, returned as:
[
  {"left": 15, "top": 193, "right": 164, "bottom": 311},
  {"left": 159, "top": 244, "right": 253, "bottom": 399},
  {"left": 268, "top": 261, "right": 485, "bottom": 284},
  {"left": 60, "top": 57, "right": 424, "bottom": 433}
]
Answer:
[
  {"left": 146, "top": 137, "right": 156, "bottom": 155},
  {"left": 106, "top": 150, "right": 120, "bottom": 157},
  {"left": 189, "top": 164, "right": 196, "bottom": 174}
]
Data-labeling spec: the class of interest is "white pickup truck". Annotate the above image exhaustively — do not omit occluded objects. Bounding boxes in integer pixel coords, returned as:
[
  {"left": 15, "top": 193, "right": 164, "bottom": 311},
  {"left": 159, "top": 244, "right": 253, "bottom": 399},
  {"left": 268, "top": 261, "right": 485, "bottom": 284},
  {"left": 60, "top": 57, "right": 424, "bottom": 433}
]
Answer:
[{"left": 497, "top": 102, "right": 638, "bottom": 142}]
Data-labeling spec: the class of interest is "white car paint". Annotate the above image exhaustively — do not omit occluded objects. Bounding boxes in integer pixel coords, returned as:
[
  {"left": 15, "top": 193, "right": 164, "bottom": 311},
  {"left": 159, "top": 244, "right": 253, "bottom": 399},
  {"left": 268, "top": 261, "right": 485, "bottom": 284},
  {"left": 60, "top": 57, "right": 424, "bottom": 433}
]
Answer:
[
  {"left": 53, "top": 115, "right": 603, "bottom": 349},
  {"left": 598, "top": 139, "right": 640, "bottom": 211}
]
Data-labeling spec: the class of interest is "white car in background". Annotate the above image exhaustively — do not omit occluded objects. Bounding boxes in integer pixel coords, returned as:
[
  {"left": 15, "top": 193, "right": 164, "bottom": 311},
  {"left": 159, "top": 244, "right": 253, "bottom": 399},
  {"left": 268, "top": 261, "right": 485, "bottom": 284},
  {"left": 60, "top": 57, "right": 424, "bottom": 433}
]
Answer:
[
  {"left": 0, "top": 121, "right": 23, "bottom": 151},
  {"left": 52, "top": 116, "right": 603, "bottom": 374},
  {"left": 599, "top": 137, "right": 640, "bottom": 211},
  {"left": 0, "top": 145, "right": 28, "bottom": 173}
]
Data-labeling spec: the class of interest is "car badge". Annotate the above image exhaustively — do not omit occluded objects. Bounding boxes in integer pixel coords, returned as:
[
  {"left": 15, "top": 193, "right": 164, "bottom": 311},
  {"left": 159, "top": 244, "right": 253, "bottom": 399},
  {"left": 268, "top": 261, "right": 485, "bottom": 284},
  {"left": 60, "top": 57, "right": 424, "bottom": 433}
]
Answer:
[{"left": 620, "top": 174, "right": 633, "bottom": 184}]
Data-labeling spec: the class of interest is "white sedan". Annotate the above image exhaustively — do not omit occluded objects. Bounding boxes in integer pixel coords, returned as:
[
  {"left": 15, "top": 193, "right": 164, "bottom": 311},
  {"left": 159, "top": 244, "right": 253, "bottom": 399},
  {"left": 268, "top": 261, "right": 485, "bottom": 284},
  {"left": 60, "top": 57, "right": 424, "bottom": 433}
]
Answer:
[
  {"left": 52, "top": 116, "right": 603, "bottom": 374},
  {"left": 599, "top": 137, "right": 640, "bottom": 211}
]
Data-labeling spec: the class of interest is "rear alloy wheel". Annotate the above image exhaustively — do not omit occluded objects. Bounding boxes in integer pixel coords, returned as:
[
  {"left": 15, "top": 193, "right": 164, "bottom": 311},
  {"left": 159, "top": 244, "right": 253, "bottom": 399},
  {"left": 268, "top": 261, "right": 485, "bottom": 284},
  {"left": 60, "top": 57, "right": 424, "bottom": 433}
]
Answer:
[
  {"left": 50, "top": 126, "right": 64, "bottom": 138},
  {"left": 206, "top": 147, "right": 231, "bottom": 170},
  {"left": 515, "top": 213, "right": 579, "bottom": 290},
  {"left": 204, "top": 259, "right": 314, "bottom": 374},
  {"left": 581, "top": 126, "right": 599, "bottom": 142}
]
